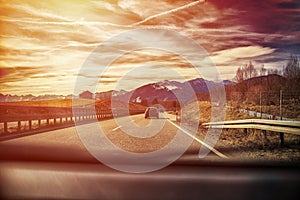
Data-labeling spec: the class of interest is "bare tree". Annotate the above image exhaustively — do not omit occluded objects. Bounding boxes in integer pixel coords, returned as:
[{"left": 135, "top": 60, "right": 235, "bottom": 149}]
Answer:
[
  {"left": 283, "top": 54, "right": 300, "bottom": 91},
  {"left": 234, "top": 67, "right": 244, "bottom": 83},
  {"left": 268, "top": 68, "right": 280, "bottom": 75},
  {"left": 259, "top": 65, "right": 267, "bottom": 76},
  {"left": 246, "top": 61, "right": 257, "bottom": 79},
  {"left": 234, "top": 61, "right": 258, "bottom": 83}
]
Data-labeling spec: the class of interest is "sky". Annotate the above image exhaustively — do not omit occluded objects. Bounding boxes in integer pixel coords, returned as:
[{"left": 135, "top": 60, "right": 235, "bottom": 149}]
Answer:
[{"left": 0, "top": 0, "right": 299, "bottom": 95}]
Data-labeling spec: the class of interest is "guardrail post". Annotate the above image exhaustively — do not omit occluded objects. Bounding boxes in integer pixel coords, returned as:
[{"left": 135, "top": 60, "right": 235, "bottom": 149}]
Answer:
[
  {"left": 280, "top": 133, "right": 284, "bottom": 146},
  {"left": 261, "top": 130, "right": 268, "bottom": 146},
  {"left": 29, "top": 120, "right": 32, "bottom": 130},
  {"left": 262, "top": 130, "right": 267, "bottom": 139},
  {"left": 38, "top": 119, "right": 41, "bottom": 127},
  {"left": 17, "top": 121, "right": 21, "bottom": 132},
  {"left": 4, "top": 122, "right": 8, "bottom": 134}
]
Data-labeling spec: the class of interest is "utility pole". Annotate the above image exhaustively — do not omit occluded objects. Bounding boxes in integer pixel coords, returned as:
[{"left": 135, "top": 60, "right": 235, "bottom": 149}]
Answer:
[
  {"left": 279, "top": 90, "right": 282, "bottom": 120},
  {"left": 279, "top": 90, "right": 284, "bottom": 146},
  {"left": 260, "top": 91, "right": 262, "bottom": 119}
]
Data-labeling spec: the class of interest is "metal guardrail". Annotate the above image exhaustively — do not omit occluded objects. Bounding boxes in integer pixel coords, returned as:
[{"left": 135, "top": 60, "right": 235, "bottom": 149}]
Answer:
[
  {"left": 0, "top": 105, "right": 144, "bottom": 135},
  {"left": 202, "top": 119, "right": 300, "bottom": 145},
  {"left": 226, "top": 106, "right": 298, "bottom": 121}
]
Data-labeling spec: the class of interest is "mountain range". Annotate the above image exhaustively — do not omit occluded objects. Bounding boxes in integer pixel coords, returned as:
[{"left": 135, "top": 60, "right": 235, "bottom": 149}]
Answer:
[
  {"left": 0, "top": 78, "right": 236, "bottom": 103},
  {"left": 112, "top": 78, "right": 235, "bottom": 104}
]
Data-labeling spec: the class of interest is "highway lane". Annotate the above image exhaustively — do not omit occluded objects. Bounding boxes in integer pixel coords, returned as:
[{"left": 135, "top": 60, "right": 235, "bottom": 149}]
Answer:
[
  {"left": 3, "top": 114, "right": 300, "bottom": 200},
  {"left": 97, "top": 114, "right": 179, "bottom": 153},
  {"left": 0, "top": 114, "right": 226, "bottom": 163}
]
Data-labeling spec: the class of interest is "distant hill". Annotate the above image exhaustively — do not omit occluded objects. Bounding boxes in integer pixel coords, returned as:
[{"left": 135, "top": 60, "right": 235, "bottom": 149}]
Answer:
[
  {"left": 224, "top": 74, "right": 289, "bottom": 105},
  {"left": 113, "top": 78, "right": 223, "bottom": 103},
  {"left": 0, "top": 99, "right": 95, "bottom": 107},
  {"left": 0, "top": 93, "right": 76, "bottom": 102},
  {"left": 222, "top": 80, "right": 236, "bottom": 85},
  {"left": 230, "top": 74, "right": 286, "bottom": 93},
  {"left": 2, "top": 75, "right": 287, "bottom": 105}
]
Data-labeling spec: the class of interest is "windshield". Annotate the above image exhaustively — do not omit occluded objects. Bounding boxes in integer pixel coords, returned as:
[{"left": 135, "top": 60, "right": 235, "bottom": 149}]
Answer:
[{"left": 0, "top": 0, "right": 299, "bottom": 174}]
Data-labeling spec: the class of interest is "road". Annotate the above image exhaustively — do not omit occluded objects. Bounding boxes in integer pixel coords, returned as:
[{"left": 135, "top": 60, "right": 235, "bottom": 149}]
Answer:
[
  {"left": 0, "top": 114, "right": 226, "bottom": 163},
  {"left": 1, "top": 114, "right": 300, "bottom": 199}
]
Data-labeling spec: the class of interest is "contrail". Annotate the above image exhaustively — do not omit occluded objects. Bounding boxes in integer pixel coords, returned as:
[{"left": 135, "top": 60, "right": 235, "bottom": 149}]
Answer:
[
  {"left": 132, "top": 0, "right": 206, "bottom": 26},
  {"left": 6, "top": 1, "right": 205, "bottom": 29}
]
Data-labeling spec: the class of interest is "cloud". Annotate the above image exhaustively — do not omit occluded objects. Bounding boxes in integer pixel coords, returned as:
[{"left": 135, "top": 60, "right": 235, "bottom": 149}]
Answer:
[
  {"left": 0, "top": 0, "right": 299, "bottom": 95},
  {"left": 112, "top": 50, "right": 186, "bottom": 66},
  {"left": 208, "top": 0, "right": 300, "bottom": 32},
  {"left": 211, "top": 46, "right": 276, "bottom": 65},
  {"left": 0, "top": 66, "right": 51, "bottom": 84},
  {"left": 131, "top": 0, "right": 206, "bottom": 26},
  {"left": 277, "top": 1, "right": 300, "bottom": 9}
]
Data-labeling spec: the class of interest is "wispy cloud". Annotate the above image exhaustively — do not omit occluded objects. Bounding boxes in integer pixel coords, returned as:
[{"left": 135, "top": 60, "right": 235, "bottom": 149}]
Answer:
[
  {"left": 131, "top": 0, "right": 206, "bottom": 26},
  {"left": 211, "top": 46, "right": 276, "bottom": 65},
  {"left": 0, "top": 0, "right": 299, "bottom": 95},
  {"left": 0, "top": 66, "right": 52, "bottom": 83}
]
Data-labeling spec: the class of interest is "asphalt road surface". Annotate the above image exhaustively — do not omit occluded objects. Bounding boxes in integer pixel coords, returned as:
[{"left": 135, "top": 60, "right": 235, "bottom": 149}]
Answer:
[
  {"left": 1, "top": 114, "right": 299, "bottom": 199},
  {"left": 0, "top": 114, "right": 226, "bottom": 163}
]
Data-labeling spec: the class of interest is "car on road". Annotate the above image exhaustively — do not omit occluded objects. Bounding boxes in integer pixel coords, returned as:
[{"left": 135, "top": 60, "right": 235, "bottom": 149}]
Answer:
[{"left": 144, "top": 107, "right": 159, "bottom": 119}]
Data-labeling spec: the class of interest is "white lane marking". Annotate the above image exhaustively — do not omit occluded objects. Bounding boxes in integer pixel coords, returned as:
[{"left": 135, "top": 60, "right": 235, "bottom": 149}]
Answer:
[
  {"left": 112, "top": 120, "right": 135, "bottom": 131},
  {"left": 112, "top": 125, "right": 122, "bottom": 131},
  {"left": 167, "top": 120, "right": 228, "bottom": 159}
]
